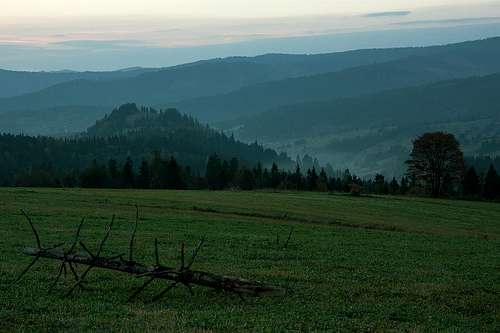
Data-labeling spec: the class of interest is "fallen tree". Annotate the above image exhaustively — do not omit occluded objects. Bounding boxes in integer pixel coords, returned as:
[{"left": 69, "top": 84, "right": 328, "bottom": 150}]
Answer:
[{"left": 10, "top": 208, "right": 286, "bottom": 302}]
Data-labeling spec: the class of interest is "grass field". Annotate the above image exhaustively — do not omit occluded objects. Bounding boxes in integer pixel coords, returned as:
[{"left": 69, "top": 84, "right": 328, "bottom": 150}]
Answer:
[{"left": 1, "top": 188, "right": 500, "bottom": 332}]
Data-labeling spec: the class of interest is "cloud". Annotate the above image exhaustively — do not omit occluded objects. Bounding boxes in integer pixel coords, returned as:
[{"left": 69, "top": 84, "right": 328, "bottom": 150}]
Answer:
[
  {"left": 364, "top": 11, "right": 411, "bottom": 18},
  {"left": 52, "top": 39, "right": 152, "bottom": 51},
  {"left": 54, "top": 39, "right": 150, "bottom": 49},
  {"left": 393, "top": 17, "right": 500, "bottom": 26}
]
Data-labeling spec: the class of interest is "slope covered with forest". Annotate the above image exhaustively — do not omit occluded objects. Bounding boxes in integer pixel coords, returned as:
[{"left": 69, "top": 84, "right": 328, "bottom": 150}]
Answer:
[
  {"left": 0, "top": 67, "right": 156, "bottom": 98},
  {"left": 0, "top": 104, "right": 291, "bottom": 185},
  {"left": 227, "top": 73, "right": 500, "bottom": 176},
  {"left": 2, "top": 37, "right": 500, "bottom": 134},
  {"left": 0, "top": 47, "right": 428, "bottom": 112},
  {"left": 178, "top": 37, "right": 500, "bottom": 122}
]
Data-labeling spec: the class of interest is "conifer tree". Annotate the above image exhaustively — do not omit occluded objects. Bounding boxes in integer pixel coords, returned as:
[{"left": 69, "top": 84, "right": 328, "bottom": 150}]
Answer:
[
  {"left": 108, "top": 159, "right": 119, "bottom": 188},
  {"left": 137, "top": 160, "right": 151, "bottom": 188},
  {"left": 206, "top": 154, "right": 223, "bottom": 190},
  {"left": 389, "top": 177, "right": 400, "bottom": 195},
  {"left": 400, "top": 177, "right": 409, "bottom": 195},
  {"left": 166, "top": 157, "right": 184, "bottom": 189},
  {"left": 484, "top": 165, "right": 500, "bottom": 200},
  {"left": 462, "top": 166, "right": 480, "bottom": 197},
  {"left": 270, "top": 163, "right": 280, "bottom": 188},
  {"left": 121, "top": 157, "right": 135, "bottom": 188},
  {"left": 254, "top": 162, "right": 263, "bottom": 188},
  {"left": 317, "top": 168, "right": 329, "bottom": 192}
]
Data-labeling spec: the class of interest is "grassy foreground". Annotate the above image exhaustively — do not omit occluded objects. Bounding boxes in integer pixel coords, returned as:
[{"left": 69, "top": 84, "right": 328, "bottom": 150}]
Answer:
[{"left": 1, "top": 188, "right": 500, "bottom": 332}]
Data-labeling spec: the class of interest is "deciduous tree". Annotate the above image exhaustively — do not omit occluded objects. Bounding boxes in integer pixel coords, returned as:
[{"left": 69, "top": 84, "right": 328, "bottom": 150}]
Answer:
[{"left": 406, "top": 132, "right": 464, "bottom": 197}]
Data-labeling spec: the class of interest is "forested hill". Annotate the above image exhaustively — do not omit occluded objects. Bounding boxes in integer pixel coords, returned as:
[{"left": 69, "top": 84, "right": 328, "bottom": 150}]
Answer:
[
  {"left": 85, "top": 104, "right": 292, "bottom": 168},
  {"left": 0, "top": 104, "right": 292, "bottom": 185},
  {"left": 231, "top": 73, "right": 500, "bottom": 141},
  {"left": 178, "top": 37, "right": 500, "bottom": 122},
  {"left": 225, "top": 73, "right": 500, "bottom": 177},
  {"left": 0, "top": 67, "right": 156, "bottom": 99},
  {"left": 85, "top": 103, "right": 203, "bottom": 137}
]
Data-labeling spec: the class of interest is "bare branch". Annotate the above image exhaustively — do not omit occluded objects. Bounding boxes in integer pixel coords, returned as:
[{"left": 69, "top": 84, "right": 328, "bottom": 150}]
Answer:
[
  {"left": 151, "top": 282, "right": 178, "bottom": 302},
  {"left": 154, "top": 238, "right": 160, "bottom": 267},
  {"left": 283, "top": 227, "right": 294, "bottom": 249},
  {"left": 180, "top": 243, "right": 185, "bottom": 270},
  {"left": 8, "top": 256, "right": 40, "bottom": 288},
  {"left": 65, "top": 265, "right": 94, "bottom": 297},
  {"left": 128, "top": 205, "right": 139, "bottom": 262},
  {"left": 21, "top": 209, "right": 41, "bottom": 249},
  {"left": 186, "top": 239, "right": 205, "bottom": 269},
  {"left": 69, "top": 217, "right": 85, "bottom": 253},
  {"left": 79, "top": 241, "right": 95, "bottom": 258},
  {"left": 96, "top": 215, "right": 115, "bottom": 257},
  {"left": 128, "top": 277, "right": 155, "bottom": 302},
  {"left": 48, "top": 262, "right": 66, "bottom": 293},
  {"left": 67, "top": 262, "right": 80, "bottom": 281}
]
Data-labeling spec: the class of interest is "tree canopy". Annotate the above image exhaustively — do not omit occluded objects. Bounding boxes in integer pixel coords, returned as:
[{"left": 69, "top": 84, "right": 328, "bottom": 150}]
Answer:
[{"left": 406, "top": 132, "right": 465, "bottom": 197}]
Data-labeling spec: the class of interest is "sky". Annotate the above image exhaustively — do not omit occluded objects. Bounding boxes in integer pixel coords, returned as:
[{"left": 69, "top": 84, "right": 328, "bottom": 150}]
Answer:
[
  {"left": 1, "top": 0, "right": 500, "bottom": 70},
  {"left": 1, "top": 0, "right": 489, "bottom": 18}
]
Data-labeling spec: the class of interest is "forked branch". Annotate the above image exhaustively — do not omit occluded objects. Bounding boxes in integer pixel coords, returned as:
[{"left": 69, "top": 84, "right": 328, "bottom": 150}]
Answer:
[{"left": 11, "top": 209, "right": 286, "bottom": 303}]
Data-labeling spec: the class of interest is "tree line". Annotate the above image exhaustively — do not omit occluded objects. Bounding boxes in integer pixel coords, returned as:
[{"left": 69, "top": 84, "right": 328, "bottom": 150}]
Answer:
[
  {"left": 2, "top": 127, "right": 500, "bottom": 201},
  {"left": 6, "top": 152, "right": 403, "bottom": 193},
  {"left": 8, "top": 149, "right": 499, "bottom": 201}
]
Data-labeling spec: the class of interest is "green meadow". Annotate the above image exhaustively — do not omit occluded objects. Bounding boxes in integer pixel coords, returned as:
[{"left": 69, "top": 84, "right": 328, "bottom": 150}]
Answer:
[{"left": 1, "top": 188, "right": 499, "bottom": 332}]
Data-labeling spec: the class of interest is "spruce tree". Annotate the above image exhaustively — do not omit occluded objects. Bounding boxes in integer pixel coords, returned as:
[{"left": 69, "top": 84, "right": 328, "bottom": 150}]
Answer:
[
  {"left": 462, "top": 166, "right": 480, "bottom": 197},
  {"left": 254, "top": 162, "right": 263, "bottom": 188},
  {"left": 317, "top": 168, "right": 329, "bottom": 192},
  {"left": 121, "top": 157, "right": 135, "bottom": 188},
  {"left": 108, "top": 159, "right": 119, "bottom": 188},
  {"left": 150, "top": 151, "right": 164, "bottom": 189},
  {"left": 166, "top": 157, "right": 184, "bottom": 189},
  {"left": 270, "top": 163, "right": 280, "bottom": 188},
  {"left": 374, "top": 174, "right": 385, "bottom": 194},
  {"left": 389, "top": 177, "right": 400, "bottom": 195},
  {"left": 237, "top": 167, "right": 255, "bottom": 190},
  {"left": 288, "top": 165, "right": 303, "bottom": 190},
  {"left": 400, "top": 177, "right": 409, "bottom": 195},
  {"left": 206, "top": 154, "right": 223, "bottom": 190},
  {"left": 307, "top": 167, "right": 319, "bottom": 191},
  {"left": 484, "top": 165, "right": 500, "bottom": 200},
  {"left": 138, "top": 160, "right": 151, "bottom": 188},
  {"left": 80, "top": 159, "right": 106, "bottom": 188}
]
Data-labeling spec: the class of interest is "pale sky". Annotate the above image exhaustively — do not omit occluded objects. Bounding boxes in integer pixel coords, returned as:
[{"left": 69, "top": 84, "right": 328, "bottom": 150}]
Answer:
[
  {"left": 1, "top": 0, "right": 500, "bottom": 70},
  {"left": 1, "top": 0, "right": 489, "bottom": 18}
]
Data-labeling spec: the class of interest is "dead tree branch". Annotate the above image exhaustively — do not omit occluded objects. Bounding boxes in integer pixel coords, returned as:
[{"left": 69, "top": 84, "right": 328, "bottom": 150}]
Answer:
[{"left": 11, "top": 209, "right": 286, "bottom": 302}]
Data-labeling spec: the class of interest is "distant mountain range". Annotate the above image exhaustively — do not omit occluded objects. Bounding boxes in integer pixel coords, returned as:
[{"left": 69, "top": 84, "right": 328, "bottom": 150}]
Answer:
[
  {"left": 1, "top": 37, "right": 500, "bottom": 176},
  {"left": 0, "top": 67, "right": 157, "bottom": 98},
  {"left": 1, "top": 37, "right": 499, "bottom": 134},
  {"left": 0, "top": 46, "right": 435, "bottom": 107}
]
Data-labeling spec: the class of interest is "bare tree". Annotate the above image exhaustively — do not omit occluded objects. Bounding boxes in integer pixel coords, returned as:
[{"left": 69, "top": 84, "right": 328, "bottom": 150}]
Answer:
[{"left": 406, "top": 132, "right": 464, "bottom": 197}]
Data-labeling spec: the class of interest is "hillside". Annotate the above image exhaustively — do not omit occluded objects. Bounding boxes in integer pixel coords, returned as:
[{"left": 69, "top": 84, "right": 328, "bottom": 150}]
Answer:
[
  {"left": 232, "top": 73, "right": 500, "bottom": 139},
  {"left": 0, "top": 104, "right": 292, "bottom": 184},
  {"left": 2, "top": 37, "right": 500, "bottom": 135},
  {"left": 0, "top": 48, "right": 426, "bottom": 112},
  {"left": 0, "top": 67, "right": 156, "bottom": 98},
  {"left": 227, "top": 73, "right": 500, "bottom": 176},
  {"left": 178, "top": 37, "right": 500, "bottom": 122}
]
